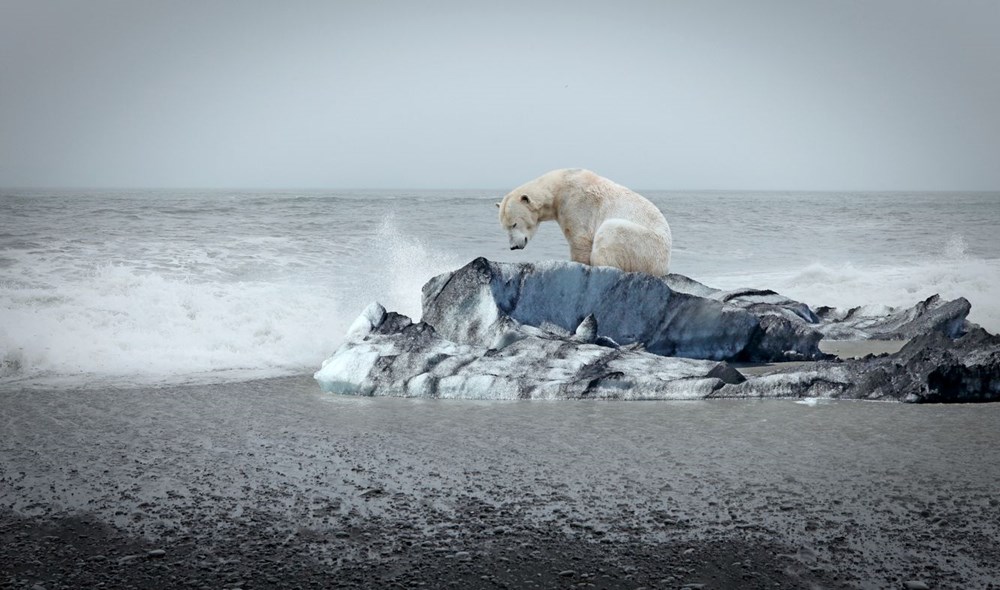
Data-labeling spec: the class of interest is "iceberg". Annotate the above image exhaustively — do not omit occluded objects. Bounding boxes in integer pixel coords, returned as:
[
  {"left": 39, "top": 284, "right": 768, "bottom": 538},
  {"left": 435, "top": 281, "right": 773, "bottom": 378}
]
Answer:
[{"left": 315, "top": 258, "right": 998, "bottom": 403}]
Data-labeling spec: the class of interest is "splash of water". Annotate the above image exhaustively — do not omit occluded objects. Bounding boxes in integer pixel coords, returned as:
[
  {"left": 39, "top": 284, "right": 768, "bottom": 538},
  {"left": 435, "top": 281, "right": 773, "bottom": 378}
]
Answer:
[
  {"left": 0, "top": 213, "right": 469, "bottom": 389},
  {"left": 346, "top": 214, "right": 463, "bottom": 322},
  {"left": 0, "top": 262, "right": 346, "bottom": 387}
]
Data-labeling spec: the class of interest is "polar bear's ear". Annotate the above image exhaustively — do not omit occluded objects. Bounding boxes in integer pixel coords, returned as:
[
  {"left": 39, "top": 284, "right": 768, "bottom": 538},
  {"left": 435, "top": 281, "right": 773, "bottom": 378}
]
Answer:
[{"left": 520, "top": 194, "right": 531, "bottom": 204}]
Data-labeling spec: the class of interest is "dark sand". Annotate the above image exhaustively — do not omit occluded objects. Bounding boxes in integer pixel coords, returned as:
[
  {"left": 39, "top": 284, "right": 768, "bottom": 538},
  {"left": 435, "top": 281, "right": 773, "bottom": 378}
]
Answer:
[{"left": 3, "top": 376, "right": 999, "bottom": 589}]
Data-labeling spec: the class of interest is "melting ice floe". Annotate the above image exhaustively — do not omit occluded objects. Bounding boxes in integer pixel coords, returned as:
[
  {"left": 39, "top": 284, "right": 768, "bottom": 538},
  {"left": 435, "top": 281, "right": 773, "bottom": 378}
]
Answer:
[{"left": 316, "top": 258, "right": 999, "bottom": 402}]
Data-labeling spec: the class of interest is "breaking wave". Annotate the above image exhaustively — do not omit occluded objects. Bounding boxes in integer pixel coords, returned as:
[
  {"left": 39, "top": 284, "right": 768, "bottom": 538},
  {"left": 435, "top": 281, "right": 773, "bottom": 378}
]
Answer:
[
  {"left": 0, "top": 216, "right": 460, "bottom": 389},
  {"left": 0, "top": 264, "right": 344, "bottom": 388}
]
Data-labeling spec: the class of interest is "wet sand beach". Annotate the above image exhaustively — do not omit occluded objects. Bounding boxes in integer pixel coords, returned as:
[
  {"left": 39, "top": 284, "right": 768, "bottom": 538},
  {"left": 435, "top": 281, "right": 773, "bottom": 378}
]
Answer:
[{"left": 2, "top": 376, "right": 999, "bottom": 589}]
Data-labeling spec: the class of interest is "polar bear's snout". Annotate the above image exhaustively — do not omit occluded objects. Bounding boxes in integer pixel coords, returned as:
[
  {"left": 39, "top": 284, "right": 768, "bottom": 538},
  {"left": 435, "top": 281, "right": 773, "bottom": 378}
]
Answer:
[
  {"left": 508, "top": 229, "right": 529, "bottom": 250},
  {"left": 498, "top": 193, "right": 539, "bottom": 252}
]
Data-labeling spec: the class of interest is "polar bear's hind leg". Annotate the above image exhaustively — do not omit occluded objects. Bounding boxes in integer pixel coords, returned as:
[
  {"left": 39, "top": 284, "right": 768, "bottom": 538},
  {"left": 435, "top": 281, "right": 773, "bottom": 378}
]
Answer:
[{"left": 591, "top": 219, "right": 670, "bottom": 276}]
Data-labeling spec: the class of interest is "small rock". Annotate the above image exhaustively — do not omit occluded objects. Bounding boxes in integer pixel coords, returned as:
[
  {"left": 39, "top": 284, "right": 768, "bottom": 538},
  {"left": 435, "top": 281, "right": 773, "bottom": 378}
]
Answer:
[
  {"left": 903, "top": 582, "right": 930, "bottom": 590},
  {"left": 557, "top": 570, "right": 576, "bottom": 577},
  {"left": 147, "top": 549, "right": 167, "bottom": 558}
]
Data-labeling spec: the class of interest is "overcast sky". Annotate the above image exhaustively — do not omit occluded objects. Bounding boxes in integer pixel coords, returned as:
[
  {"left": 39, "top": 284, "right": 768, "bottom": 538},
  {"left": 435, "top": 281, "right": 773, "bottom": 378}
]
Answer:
[{"left": 1, "top": 1, "right": 998, "bottom": 190}]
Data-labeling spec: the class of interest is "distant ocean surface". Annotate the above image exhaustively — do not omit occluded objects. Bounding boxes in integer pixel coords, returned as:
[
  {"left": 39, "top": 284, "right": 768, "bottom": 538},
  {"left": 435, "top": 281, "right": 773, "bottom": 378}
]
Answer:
[{"left": 2, "top": 189, "right": 998, "bottom": 390}]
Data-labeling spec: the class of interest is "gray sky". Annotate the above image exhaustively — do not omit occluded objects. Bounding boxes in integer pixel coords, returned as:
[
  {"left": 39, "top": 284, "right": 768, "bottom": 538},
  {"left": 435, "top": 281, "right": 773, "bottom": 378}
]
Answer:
[{"left": 1, "top": 1, "right": 998, "bottom": 190}]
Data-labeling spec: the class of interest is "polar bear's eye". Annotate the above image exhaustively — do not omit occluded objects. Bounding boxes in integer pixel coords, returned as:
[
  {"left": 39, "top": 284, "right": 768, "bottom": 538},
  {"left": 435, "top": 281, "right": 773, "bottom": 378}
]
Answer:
[{"left": 512, "top": 223, "right": 518, "bottom": 228}]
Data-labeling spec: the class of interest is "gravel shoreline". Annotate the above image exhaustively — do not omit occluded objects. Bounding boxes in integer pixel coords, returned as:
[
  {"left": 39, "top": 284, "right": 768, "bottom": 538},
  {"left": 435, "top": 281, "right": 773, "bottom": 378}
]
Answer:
[
  {"left": 1, "top": 508, "right": 827, "bottom": 589},
  {"left": 3, "top": 376, "right": 998, "bottom": 589}
]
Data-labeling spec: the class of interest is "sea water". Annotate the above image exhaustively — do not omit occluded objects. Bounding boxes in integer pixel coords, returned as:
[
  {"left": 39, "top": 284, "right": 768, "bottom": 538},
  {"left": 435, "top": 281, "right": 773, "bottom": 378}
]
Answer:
[{"left": 1, "top": 189, "right": 998, "bottom": 389}]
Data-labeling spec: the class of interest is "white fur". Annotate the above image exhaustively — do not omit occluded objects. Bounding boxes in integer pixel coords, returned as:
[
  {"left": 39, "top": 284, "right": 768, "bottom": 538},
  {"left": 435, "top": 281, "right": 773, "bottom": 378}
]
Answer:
[{"left": 497, "top": 169, "right": 672, "bottom": 275}]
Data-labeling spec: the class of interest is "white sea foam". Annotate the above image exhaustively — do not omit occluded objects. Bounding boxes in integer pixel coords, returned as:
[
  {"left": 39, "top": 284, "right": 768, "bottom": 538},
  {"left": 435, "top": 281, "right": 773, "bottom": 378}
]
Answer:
[
  {"left": 795, "top": 397, "right": 833, "bottom": 406},
  {"left": 0, "top": 263, "right": 344, "bottom": 387},
  {"left": 0, "top": 209, "right": 462, "bottom": 389}
]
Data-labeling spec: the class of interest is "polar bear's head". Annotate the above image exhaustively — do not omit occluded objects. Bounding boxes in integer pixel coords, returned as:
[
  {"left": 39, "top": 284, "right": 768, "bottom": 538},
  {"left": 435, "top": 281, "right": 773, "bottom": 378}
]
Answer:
[{"left": 497, "top": 188, "right": 546, "bottom": 250}]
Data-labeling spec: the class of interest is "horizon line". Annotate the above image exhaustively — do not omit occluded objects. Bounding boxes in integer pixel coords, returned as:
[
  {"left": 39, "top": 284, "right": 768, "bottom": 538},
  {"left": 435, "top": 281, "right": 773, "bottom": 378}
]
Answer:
[{"left": 3, "top": 185, "right": 999, "bottom": 194}]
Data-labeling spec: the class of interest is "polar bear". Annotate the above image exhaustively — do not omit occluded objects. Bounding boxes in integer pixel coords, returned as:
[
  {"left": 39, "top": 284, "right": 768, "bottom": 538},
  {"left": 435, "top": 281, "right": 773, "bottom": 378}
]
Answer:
[{"left": 497, "top": 169, "right": 672, "bottom": 275}]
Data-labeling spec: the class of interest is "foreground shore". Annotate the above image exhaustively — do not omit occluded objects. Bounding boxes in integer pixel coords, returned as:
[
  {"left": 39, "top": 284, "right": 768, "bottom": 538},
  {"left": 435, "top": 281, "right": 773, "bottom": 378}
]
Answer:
[{"left": 2, "top": 376, "right": 999, "bottom": 589}]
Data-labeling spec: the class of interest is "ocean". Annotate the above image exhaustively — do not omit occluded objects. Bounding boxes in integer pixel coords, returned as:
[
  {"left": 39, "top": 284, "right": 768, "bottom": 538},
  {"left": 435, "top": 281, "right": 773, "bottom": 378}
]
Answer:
[
  {"left": 4, "top": 188, "right": 1000, "bottom": 588},
  {"left": 1, "top": 189, "right": 998, "bottom": 390}
]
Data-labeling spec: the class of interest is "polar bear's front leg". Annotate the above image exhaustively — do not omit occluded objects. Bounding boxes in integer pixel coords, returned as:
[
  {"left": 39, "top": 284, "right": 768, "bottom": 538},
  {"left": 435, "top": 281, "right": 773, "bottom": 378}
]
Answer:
[{"left": 570, "top": 242, "right": 592, "bottom": 265}]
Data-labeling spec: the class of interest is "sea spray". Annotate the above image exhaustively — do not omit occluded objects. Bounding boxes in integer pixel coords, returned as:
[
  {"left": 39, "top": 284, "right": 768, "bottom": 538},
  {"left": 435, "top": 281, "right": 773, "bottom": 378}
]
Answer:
[
  {"left": 0, "top": 262, "right": 344, "bottom": 387},
  {"left": 367, "top": 214, "right": 463, "bottom": 321}
]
